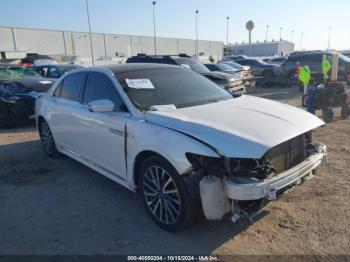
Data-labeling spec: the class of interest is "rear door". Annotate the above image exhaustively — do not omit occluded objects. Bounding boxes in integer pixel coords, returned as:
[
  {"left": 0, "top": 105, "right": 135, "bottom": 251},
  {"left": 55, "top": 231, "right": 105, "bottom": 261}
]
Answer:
[{"left": 49, "top": 72, "right": 86, "bottom": 154}]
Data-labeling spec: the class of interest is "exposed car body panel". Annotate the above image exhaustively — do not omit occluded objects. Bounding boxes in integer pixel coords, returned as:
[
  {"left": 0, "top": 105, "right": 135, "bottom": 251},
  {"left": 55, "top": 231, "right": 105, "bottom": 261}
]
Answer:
[{"left": 145, "top": 95, "right": 324, "bottom": 159}]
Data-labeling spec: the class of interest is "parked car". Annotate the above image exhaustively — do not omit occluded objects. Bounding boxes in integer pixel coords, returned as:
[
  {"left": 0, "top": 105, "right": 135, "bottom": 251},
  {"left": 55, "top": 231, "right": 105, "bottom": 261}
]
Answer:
[
  {"left": 32, "top": 64, "right": 82, "bottom": 79},
  {"left": 267, "top": 57, "right": 287, "bottom": 66},
  {"left": 280, "top": 51, "right": 350, "bottom": 84},
  {"left": 0, "top": 77, "right": 55, "bottom": 128},
  {"left": 222, "top": 55, "right": 249, "bottom": 61},
  {"left": 20, "top": 54, "right": 56, "bottom": 67},
  {"left": 0, "top": 65, "right": 41, "bottom": 83},
  {"left": 36, "top": 63, "right": 326, "bottom": 231},
  {"left": 204, "top": 63, "right": 255, "bottom": 87},
  {"left": 126, "top": 54, "right": 245, "bottom": 95},
  {"left": 235, "top": 58, "right": 280, "bottom": 78}
]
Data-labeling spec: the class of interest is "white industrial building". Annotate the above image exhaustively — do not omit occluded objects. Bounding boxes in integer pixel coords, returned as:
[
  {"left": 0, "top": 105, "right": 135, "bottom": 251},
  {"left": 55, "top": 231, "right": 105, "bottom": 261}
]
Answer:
[
  {"left": 225, "top": 40, "right": 295, "bottom": 57},
  {"left": 0, "top": 26, "right": 224, "bottom": 63}
]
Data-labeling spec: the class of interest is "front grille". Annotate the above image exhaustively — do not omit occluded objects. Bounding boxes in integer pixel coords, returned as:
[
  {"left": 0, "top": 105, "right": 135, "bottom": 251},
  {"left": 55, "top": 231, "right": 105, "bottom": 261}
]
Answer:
[{"left": 266, "top": 134, "right": 306, "bottom": 174}]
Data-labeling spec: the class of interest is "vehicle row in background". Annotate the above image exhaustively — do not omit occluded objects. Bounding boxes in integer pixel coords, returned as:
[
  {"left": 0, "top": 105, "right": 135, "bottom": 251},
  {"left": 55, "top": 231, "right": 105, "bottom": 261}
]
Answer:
[
  {"left": 126, "top": 54, "right": 246, "bottom": 96},
  {"left": 32, "top": 64, "right": 82, "bottom": 79},
  {"left": 280, "top": 51, "right": 350, "bottom": 85},
  {"left": 204, "top": 62, "right": 255, "bottom": 87}
]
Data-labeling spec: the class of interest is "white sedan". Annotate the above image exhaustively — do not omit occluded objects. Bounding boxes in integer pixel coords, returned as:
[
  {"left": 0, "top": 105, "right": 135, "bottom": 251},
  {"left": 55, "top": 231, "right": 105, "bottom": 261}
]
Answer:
[{"left": 35, "top": 64, "right": 327, "bottom": 231}]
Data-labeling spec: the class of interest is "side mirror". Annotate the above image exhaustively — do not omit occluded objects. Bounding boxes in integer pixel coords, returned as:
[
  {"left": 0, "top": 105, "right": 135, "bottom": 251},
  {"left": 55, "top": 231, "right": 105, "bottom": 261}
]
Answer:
[
  {"left": 88, "top": 99, "right": 115, "bottom": 113},
  {"left": 28, "top": 91, "right": 41, "bottom": 99}
]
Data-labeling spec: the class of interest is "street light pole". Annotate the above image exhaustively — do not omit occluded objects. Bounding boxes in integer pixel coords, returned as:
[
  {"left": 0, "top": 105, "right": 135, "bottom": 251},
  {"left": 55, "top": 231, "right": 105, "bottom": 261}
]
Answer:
[
  {"left": 152, "top": 1, "right": 157, "bottom": 55},
  {"left": 195, "top": 10, "right": 199, "bottom": 59},
  {"left": 85, "top": 0, "right": 95, "bottom": 66},
  {"left": 265, "top": 25, "right": 269, "bottom": 42},
  {"left": 226, "top": 16, "right": 229, "bottom": 56},
  {"left": 300, "top": 32, "right": 304, "bottom": 50},
  {"left": 280, "top": 27, "right": 283, "bottom": 41},
  {"left": 327, "top": 26, "right": 331, "bottom": 50},
  {"left": 291, "top": 30, "right": 294, "bottom": 43}
]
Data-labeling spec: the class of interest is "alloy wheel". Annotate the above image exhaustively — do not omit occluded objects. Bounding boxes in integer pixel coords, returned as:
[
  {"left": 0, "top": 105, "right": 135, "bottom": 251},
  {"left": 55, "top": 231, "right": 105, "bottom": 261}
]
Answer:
[
  {"left": 142, "top": 166, "right": 181, "bottom": 225},
  {"left": 40, "top": 122, "right": 55, "bottom": 155}
]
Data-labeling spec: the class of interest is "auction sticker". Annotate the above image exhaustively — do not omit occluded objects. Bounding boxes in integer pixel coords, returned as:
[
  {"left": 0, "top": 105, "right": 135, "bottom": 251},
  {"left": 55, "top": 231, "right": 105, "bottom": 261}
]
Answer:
[{"left": 126, "top": 78, "right": 155, "bottom": 89}]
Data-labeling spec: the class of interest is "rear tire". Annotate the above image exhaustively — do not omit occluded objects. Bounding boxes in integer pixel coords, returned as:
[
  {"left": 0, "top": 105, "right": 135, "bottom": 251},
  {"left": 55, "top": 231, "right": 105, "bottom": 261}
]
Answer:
[
  {"left": 39, "top": 120, "right": 60, "bottom": 158},
  {"left": 322, "top": 107, "right": 334, "bottom": 123},
  {"left": 138, "top": 155, "right": 197, "bottom": 231},
  {"left": 341, "top": 105, "right": 350, "bottom": 119}
]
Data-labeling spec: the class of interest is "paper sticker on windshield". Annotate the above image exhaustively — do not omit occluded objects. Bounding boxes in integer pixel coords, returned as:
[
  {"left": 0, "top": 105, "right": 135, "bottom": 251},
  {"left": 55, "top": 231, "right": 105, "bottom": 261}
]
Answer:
[
  {"left": 125, "top": 78, "right": 155, "bottom": 89},
  {"left": 38, "top": 80, "right": 52, "bottom": 85}
]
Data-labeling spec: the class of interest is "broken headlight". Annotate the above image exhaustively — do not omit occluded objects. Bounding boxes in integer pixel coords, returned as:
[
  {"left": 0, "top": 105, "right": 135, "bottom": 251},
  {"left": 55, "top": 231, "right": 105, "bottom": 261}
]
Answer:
[{"left": 186, "top": 153, "right": 275, "bottom": 180}]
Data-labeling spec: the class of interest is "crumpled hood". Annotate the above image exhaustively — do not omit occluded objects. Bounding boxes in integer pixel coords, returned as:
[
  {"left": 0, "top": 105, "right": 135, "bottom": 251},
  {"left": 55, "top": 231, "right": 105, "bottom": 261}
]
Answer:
[{"left": 145, "top": 95, "right": 324, "bottom": 159}]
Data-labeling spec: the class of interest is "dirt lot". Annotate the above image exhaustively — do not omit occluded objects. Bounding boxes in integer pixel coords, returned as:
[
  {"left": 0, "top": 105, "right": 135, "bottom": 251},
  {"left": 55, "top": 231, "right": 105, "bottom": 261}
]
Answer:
[{"left": 0, "top": 87, "right": 349, "bottom": 257}]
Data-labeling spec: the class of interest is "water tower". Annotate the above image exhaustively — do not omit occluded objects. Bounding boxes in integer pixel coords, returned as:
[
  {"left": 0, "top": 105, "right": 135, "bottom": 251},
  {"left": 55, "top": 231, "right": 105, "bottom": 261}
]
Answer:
[
  {"left": 246, "top": 20, "right": 255, "bottom": 44},
  {"left": 246, "top": 20, "right": 255, "bottom": 56}
]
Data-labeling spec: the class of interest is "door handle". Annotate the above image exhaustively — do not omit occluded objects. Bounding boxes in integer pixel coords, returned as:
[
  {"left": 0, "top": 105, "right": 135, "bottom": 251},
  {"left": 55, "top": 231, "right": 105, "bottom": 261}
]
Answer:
[{"left": 109, "top": 128, "right": 124, "bottom": 136}]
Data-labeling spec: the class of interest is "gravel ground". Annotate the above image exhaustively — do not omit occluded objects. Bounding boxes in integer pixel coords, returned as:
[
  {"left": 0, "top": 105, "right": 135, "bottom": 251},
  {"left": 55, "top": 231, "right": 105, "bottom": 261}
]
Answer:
[{"left": 0, "top": 87, "right": 349, "bottom": 258}]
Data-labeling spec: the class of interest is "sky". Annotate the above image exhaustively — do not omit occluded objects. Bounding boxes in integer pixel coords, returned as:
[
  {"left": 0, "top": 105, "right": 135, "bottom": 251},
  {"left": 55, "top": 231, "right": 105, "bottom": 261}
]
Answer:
[{"left": 0, "top": 0, "right": 350, "bottom": 51}]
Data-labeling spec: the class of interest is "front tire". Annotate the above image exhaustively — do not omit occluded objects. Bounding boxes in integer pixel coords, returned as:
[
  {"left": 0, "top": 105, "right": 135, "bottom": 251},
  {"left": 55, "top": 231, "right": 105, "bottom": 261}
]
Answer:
[
  {"left": 341, "top": 105, "right": 350, "bottom": 119},
  {"left": 39, "top": 120, "right": 60, "bottom": 158},
  {"left": 138, "top": 155, "right": 195, "bottom": 231}
]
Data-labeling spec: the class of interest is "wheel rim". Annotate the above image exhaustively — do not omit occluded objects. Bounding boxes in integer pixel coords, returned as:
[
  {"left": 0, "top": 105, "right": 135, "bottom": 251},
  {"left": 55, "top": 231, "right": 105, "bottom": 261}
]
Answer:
[
  {"left": 143, "top": 166, "right": 181, "bottom": 225},
  {"left": 40, "top": 122, "right": 55, "bottom": 155}
]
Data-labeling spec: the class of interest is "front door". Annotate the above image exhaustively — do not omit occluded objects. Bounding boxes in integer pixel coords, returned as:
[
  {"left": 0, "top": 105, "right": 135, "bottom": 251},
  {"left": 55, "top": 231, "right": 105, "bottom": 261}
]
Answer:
[{"left": 77, "top": 72, "right": 130, "bottom": 179}]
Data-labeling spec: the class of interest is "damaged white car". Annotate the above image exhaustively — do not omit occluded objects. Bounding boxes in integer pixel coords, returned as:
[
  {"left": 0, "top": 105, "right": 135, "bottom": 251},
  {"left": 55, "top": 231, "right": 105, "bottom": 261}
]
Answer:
[{"left": 36, "top": 64, "right": 327, "bottom": 231}]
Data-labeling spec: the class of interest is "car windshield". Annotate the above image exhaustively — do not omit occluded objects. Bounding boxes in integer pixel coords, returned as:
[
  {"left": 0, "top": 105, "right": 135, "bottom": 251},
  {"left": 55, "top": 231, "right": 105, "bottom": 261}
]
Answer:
[
  {"left": 172, "top": 58, "right": 211, "bottom": 74},
  {"left": 215, "top": 64, "right": 235, "bottom": 71},
  {"left": 339, "top": 53, "right": 350, "bottom": 63},
  {"left": 0, "top": 67, "right": 40, "bottom": 81},
  {"left": 221, "top": 61, "right": 243, "bottom": 70},
  {"left": 115, "top": 68, "right": 232, "bottom": 111},
  {"left": 256, "top": 60, "right": 269, "bottom": 65}
]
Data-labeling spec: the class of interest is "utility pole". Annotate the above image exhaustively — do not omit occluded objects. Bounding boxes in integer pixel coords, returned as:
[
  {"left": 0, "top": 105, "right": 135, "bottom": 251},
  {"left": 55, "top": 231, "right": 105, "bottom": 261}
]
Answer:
[
  {"left": 195, "top": 10, "right": 199, "bottom": 59},
  {"left": 152, "top": 1, "right": 157, "bottom": 55},
  {"left": 226, "top": 16, "right": 230, "bottom": 56},
  {"left": 265, "top": 25, "right": 269, "bottom": 41},
  {"left": 85, "top": 0, "right": 95, "bottom": 66}
]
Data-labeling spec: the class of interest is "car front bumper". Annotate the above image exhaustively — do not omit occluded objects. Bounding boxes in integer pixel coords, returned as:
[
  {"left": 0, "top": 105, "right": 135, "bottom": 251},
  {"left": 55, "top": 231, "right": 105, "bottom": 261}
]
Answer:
[{"left": 224, "top": 143, "right": 327, "bottom": 201}]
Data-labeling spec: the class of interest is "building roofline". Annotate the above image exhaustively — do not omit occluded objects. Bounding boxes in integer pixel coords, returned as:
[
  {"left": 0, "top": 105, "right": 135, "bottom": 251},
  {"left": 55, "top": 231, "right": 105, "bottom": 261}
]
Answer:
[{"left": 0, "top": 25, "right": 223, "bottom": 44}]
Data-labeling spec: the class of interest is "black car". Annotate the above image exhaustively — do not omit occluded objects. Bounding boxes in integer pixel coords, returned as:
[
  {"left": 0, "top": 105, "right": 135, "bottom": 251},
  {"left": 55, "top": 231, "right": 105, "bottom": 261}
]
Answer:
[
  {"left": 126, "top": 54, "right": 246, "bottom": 95},
  {"left": 234, "top": 59, "right": 280, "bottom": 78},
  {"left": 204, "top": 63, "right": 255, "bottom": 87},
  {"left": 280, "top": 51, "right": 350, "bottom": 84},
  {"left": 0, "top": 77, "right": 55, "bottom": 128},
  {"left": 32, "top": 64, "right": 82, "bottom": 79}
]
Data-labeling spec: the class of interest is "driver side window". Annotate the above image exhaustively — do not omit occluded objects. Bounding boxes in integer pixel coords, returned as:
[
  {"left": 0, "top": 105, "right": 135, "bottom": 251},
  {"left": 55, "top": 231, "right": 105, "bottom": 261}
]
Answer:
[{"left": 83, "top": 72, "right": 127, "bottom": 112}]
